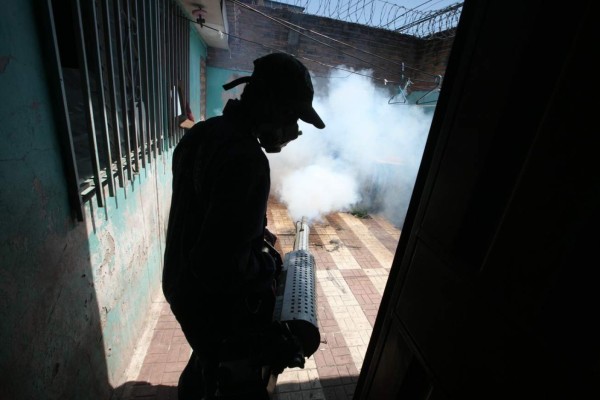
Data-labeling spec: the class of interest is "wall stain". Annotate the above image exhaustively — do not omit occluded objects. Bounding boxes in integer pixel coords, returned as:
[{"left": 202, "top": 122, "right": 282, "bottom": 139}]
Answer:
[{"left": 97, "top": 230, "right": 116, "bottom": 277}]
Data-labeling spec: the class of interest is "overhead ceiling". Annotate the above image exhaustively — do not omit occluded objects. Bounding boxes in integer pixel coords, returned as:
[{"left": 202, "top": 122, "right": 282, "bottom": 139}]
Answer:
[{"left": 178, "top": 0, "right": 229, "bottom": 49}]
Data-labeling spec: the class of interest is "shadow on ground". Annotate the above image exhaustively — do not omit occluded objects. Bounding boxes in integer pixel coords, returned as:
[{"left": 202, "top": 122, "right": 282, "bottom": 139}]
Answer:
[
  {"left": 112, "top": 375, "right": 359, "bottom": 400},
  {"left": 112, "top": 381, "right": 177, "bottom": 400}
]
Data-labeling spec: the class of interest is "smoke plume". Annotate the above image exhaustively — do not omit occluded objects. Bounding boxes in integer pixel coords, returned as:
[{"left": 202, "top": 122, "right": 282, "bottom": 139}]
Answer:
[{"left": 268, "top": 67, "right": 433, "bottom": 228}]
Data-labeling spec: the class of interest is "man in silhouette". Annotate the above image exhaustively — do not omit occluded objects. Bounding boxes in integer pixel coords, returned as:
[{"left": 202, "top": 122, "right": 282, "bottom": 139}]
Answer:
[{"left": 162, "top": 52, "right": 325, "bottom": 399}]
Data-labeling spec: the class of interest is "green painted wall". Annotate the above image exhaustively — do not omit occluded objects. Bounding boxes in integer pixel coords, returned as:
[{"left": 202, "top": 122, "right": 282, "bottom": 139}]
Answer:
[
  {"left": 0, "top": 1, "right": 173, "bottom": 398},
  {"left": 189, "top": 25, "right": 207, "bottom": 122},
  {"left": 206, "top": 66, "right": 251, "bottom": 118}
]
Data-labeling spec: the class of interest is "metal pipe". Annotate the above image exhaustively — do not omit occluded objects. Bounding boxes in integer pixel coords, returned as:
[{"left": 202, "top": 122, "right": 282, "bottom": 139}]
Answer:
[{"left": 293, "top": 216, "right": 310, "bottom": 251}]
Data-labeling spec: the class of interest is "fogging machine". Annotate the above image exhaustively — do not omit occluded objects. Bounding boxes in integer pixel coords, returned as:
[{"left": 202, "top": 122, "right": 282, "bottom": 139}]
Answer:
[{"left": 212, "top": 218, "right": 321, "bottom": 399}]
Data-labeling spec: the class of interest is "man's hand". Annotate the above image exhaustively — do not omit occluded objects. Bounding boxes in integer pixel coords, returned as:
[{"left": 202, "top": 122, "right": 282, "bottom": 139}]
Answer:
[
  {"left": 262, "top": 239, "right": 283, "bottom": 275},
  {"left": 264, "top": 227, "right": 277, "bottom": 246}
]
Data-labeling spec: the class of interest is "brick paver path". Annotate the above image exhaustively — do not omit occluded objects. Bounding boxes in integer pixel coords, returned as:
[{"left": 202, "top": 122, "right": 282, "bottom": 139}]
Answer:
[{"left": 115, "top": 197, "right": 400, "bottom": 400}]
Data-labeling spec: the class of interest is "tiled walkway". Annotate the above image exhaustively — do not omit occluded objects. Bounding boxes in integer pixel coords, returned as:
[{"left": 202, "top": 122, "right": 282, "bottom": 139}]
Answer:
[{"left": 115, "top": 197, "right": 400, "bottom": 400}]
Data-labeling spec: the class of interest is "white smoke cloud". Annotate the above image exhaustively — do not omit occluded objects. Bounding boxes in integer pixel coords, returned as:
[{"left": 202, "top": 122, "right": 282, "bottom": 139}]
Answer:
[{"left": 268, "top": 67, "right": 433, "bottom": 228}]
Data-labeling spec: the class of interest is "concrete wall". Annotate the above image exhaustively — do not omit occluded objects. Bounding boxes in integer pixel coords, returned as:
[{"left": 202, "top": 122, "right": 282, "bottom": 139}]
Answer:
[{"left": 0, "top": 1, "right": 203, "bottom": 398}]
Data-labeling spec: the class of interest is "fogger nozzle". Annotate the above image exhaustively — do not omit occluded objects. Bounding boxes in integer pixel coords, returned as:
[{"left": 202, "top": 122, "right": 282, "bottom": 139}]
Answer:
[{"left": 293, "top": 217, "right": 310, "bottom": 251}]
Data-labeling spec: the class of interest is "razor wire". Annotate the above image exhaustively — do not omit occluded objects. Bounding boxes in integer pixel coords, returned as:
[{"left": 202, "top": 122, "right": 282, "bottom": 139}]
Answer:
[{"left": 266, "top": 0, "right": 463, "bottom": 38}]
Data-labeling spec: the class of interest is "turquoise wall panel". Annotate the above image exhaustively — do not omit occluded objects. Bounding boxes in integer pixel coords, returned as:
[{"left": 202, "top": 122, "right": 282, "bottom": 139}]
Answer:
[
  {"left": 189, "top": 26, "right": 207, "bottom": 122},
  {"left": 206, "top": 66, "right": 251, "bottom": 118}
]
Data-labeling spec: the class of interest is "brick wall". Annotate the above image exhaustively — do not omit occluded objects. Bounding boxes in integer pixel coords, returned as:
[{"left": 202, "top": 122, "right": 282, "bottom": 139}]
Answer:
[{"left": 207, "top": 1, "right": 455, "bottom": 93}]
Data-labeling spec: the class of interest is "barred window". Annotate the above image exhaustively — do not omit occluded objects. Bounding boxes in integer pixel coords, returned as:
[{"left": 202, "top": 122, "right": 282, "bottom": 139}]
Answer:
[{"left": 43, "top": 0, "right": 189, "bottom": 220}]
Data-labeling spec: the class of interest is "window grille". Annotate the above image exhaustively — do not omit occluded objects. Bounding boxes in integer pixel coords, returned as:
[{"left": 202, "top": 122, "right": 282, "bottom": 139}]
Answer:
[{"left": 42, "top": 0, "right": 189, "bottom": 221}]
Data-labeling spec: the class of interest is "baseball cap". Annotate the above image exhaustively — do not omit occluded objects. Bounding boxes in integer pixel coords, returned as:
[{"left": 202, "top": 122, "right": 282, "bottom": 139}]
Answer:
[{"left": 223, "top": 53, "right": 325, "bottom": 129}]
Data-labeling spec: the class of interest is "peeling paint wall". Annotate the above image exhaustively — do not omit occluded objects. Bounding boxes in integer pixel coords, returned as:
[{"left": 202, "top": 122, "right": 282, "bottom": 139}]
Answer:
[
  {"left": 84, "top": 166, "right": 173, "bottom": 387},
  {"left": 0, "top": 1, "right": 186, "bottom": 398}
]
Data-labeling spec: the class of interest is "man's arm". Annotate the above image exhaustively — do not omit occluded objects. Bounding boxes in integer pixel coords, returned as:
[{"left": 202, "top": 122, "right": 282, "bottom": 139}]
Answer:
[{"left": 188, "top": 150, "right": 272, "bottom": 295}]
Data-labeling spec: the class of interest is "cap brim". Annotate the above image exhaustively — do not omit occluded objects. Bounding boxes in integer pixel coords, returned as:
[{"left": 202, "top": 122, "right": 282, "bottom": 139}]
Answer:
[{"left": 298, "top": 104, "right": 325, "bottom": 129}]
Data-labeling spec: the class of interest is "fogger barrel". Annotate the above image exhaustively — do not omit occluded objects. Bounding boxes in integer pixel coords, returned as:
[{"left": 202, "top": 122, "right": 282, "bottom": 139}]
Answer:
[{"left": 274, "top": 217, "right": 321, "bottom": 363}]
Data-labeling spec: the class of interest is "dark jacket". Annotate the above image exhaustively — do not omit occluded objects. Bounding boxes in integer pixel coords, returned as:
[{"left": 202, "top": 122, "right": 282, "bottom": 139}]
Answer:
[{"left": 162, "top": 100, "right": 276, "bottom": 338}]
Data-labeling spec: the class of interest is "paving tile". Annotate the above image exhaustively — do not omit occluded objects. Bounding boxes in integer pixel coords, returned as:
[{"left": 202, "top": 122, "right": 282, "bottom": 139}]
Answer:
[
  {"left": 160, "top": 371, "right": 181, "bottom": 385},
  {"left": 143, "top": 353, "right": 169, "bottom": 364},
  {"left": 360, "top": 217, "right": 400, "bottom": 253},
  {"left": 166, "top": 344, "right": 182, "bottom": 363},
  {"left": 117, "top": 198, "right": 401, "bottom": 400},
  {"left": 137, "top": 362, "right": 166, "bottom": 385},
  {"left": 164, "top": 361, "right": 187, "bottom": 373},
  {"left": 336, "top": 213, "right": 395, "bottom": 269}
]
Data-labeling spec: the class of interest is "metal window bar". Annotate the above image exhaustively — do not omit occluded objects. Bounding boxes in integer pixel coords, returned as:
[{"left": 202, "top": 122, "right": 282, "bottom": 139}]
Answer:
[
  {"left": 158, "top": 1, "right": 164, "bottom": 154},
  {"left": 182, "top": 22, "right": 186, "bottom": 127},
  {"left": 178, "top": 1, "right": 183, "bottom": 141},
  {"left": 156, "top": 0, "right": 165, "bottom": 155},
  {"left": 175, "top": 1, "right": 181, "bottom": 143},
  {"left": 163, "top": 0, "right": 169, "bottom": 150},
  {"left": 185, "top": 22, "right": 189, "bottom": 124},
  {"left": 125, "top": 0, "right": 146, "bottom": 174},
  {"left": 140, "top": 0, "right": 148, "bottom": 167},
  {"left": 161, "top": 0, "right": 168, "bottom": 153},
  {"left": 159, "top": 0, "right": 166, "bottom": 153},
  {"left": 148, "top": 2, "right": 158, "bottom": 160},
  {"left": 72, "top": 0, "right": 106, "bottom": 209},
  {"left": 175, "top": 4, "right": 181, "bottom": 143},
  {"left": 162, "top": 0, "right": 171, "bottom": 151},
  {"left": 101, "top": 0, "right": 126, "bottom": 193},
  {"left": 164, "top": 0, "right": 171, "bottom": 150},
  {"left": 41, "top": 0, "right": 85, "bottom": 221},
  {"left": 124, "top": 0, "right": 141, "bottom": 177},
  {"left": 177, "top": 3, "right": 181, "bottom": 140},
  {"left": 140, "top": 1, "right": 155, "bottom": 162},
  {"left": 150, "top": 1, "right": 162, "bottom": 158},
  {"left": 171, "top": 0, "right": 176, "bottom": 147},
  {"left": 184, "top": 16, "right": 189, "bottom": 135},
  {"left": 151, "top": 10, "right": 157, "bottom": 160},
  {"left": 182, "top": 8, "right": 189, "bottom": 138},
  {"left": 167, "top": 0, "right": 175, "bottom": 149},
  {"left": 174, "top": 1, "right": 179, "bottom": 144},
  {"left": 134, "top": 0, "right": 143, "bottom": 168},
  {"left": 181, "top": 11, "right": 188, "bottom": 138},
  {"left": 175, "top": 5, "right": 180, "bottom": 143},
  {"left": 142, "top": 0, "right": 153, "bottom": 165},
  {"left": 137, "top": 0, "right": 147, "bottom": 165},
  {"left": 88, "top": 0, "right": 116, "bottom": 198},
  {"left": 113, "top": 0, "right": 134, "bottom": 188},
  {"left": 45, "top": 0, "right": 189, "bottom": 220}
]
